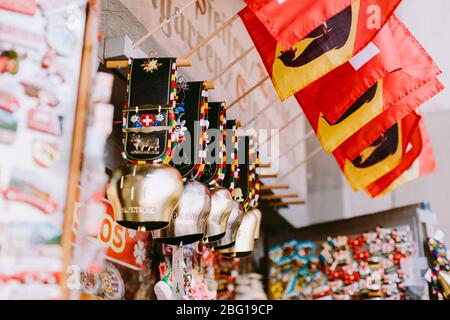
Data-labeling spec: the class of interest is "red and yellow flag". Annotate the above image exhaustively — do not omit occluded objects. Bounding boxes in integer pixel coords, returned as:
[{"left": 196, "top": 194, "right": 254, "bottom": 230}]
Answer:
[
  {"left": 295, "top": 20, "right": 402, "bottom": 152},
  {"left": 244, "top": 0, "right": 355, "bottom": 49},
  {"left": 239, "top": 0, "right": 401, "bottom": 100},
  {"left": 297, "top": 17, "right": 401, "bottom": 127},
  {"left": 365, "top": 116, "right": 436, "bottom": 197},
  {"left": 334, "top": 111, "right": 421, "bottom": 192},
  {"left": 296, "top": 16, "right": 442, "bottom": 154},
  {"left": 334, "top": 77, "right": 443, "bottom": 161}
]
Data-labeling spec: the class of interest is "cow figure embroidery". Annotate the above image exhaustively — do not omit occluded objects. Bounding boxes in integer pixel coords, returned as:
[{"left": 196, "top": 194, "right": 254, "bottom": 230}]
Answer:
[{"left": 130, "top": 133, "right": 160, "bottom": 154}]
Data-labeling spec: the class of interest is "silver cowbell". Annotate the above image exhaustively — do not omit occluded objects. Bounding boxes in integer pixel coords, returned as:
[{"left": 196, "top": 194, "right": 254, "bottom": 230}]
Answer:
[
  {"left": 220, "top": 210, "right": 258, "bottom": 258},
  {"left": 107, "top": 163, "right": 183, "bottom": 230},
  {"left": 203, "top": 186, "right": 233, "bottom": 243},
  {"left": 213, "top": 201, "right": 244, "bottom": 250},
  {"left": 151, "top": 179, "right": 211, "bottom": 245},
  {"left": 249, "top": 208, "right": 262, "bottom": 240}
]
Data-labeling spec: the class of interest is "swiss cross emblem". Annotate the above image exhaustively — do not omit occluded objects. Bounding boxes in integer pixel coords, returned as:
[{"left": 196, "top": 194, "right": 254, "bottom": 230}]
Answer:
[{"left": 140, "top": 114, "right": 155, "bottom": 127}]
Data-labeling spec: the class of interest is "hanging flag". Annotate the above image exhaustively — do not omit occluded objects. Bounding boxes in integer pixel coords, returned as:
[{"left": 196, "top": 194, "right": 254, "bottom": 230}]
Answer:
[
  {"left": 334, "top": 76, "right": 444, "bottom": 161},
  {"left": 321, "top": 15, "right": 441, "bottom": 126},
  {"left": 301, "top": 15, "right": 442, "bottom": 155},
  {"left": 334, "top": 111, "right": 421, "bottom": 192},
  {"left": 365, "top": 116, "right": 436, "bottom": 197},
  {"left": 295, "top": 20, "right": 402, "bottom": 152},
  {"left": 243, "top": 0, "right": 355, "bottom": 49},
  {"left": 297, "top": 18, "right": 401, "bottom": 130},
  {"left": 239, "top": 0, "right": 401, "bottom": 100}
]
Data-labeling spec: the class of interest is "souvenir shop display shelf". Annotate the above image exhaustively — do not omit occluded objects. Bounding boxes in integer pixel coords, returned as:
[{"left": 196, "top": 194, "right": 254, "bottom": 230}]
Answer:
[
  {"left": 266, "top": 203, "right": 431, "bottom": 300},
  {"left": 266, "top": 204, "right": 429, "bottom": 254}
]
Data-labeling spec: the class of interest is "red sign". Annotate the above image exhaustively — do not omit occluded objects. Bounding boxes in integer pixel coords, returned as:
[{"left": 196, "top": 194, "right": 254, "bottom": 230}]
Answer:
[{"left": 73, "top": 200, "right": 149, "bottom": 271}]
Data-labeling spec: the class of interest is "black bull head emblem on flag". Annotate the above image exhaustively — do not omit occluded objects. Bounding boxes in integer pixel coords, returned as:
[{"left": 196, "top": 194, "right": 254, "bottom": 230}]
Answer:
[
  {"left": 351, "top": 123, "right": 399, "bottom": 169},
  {"left": 323, "top": 83, "right": 378, "bottom": 125},
  {"left": 278, "top": 6, "right": 352, "bottom": 68}
]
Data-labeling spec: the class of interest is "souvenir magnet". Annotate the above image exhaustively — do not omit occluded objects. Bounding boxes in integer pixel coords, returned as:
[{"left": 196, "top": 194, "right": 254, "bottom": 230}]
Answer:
[
  {"left": 0, "top": 109, "right": 18, "bottom": 144},
  {"left": 32, "top": 140, "right": 58, "bottom": 168},
  {"left": 0, "top": 91, "right": 19, "bottom": 113},
  {"left": 80, "top": 271, "right": 102, "bottom": 296},
  {"left": 0, "top": 50, "right": 20, "bottom": 74},
  {"left": 2, "top": 172, "right": 58, "bottom": 214},
  {"left": 99, "top": 262, "right": 125, "bottom": 300},
  {"left": 0, "top": 0, "right": 38, "bottom": 16},
  {"left": 28, "top": 108, "right": 62, "bottom": 136},
  {"left": 46, "top": 22, "right": 77, "bottom": 56}
]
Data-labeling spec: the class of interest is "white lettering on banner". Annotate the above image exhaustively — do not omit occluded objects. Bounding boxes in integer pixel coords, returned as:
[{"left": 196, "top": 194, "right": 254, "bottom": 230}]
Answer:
[
  {"left": 367, "top": 4, "right": 382, "bottom": 30},
  {"left": 73, "top": 205, "right": 126, "bottom": 254},
  {"left": 97, "top": 214, "right": 126, "bottom": 253},
  {"left": 277, "top": 0, "right": 287, "bottom": 4},
  {"left": 349, "top": 42, "right": 380, "bottom": 71}
]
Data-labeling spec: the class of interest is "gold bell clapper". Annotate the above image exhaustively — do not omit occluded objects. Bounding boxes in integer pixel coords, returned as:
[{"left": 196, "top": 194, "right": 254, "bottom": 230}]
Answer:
[
  {"left": 203, "top": 186, "right": 233, "bottom": 243},
  {"left": 107, "top": 163, "right": 183, "bottom": 230},
  {"left": 151, "top": 180, "right": 212, "bottom": 246},
  {"left": 213, "top": 201, "right": 244, "bottom": 250},
  {"left": 220, "top": 210, "right": 258, "bottom": 259}
]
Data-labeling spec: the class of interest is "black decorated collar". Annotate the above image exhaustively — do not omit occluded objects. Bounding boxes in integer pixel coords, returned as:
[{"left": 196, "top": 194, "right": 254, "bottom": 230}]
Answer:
[
  {"left": 122, "top": 57, "right": 177, "bottom": 164},
  {"left": 220, "top": 120, "right": 237, "bottom": 190},
  {"left": 231, "top": 135, "right": 251, "bottom": 207},
  {"left": 172, "top": 81, "right": 208, "bottom": 179},
  {"left": 197, "top": 101, "right": 226, "bottom": 185},
  {"left": 127, "top": 58, "right": 177, "bottom": 107}
]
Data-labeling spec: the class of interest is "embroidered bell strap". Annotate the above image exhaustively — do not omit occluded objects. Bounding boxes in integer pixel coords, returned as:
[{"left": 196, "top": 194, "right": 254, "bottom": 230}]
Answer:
[
  {"left": 245, "top": 139, "right": 257, "bottom": 211},
  {"left": 172, "top": 81, "right": 208, "bottom": 179},
  {"left": 220, "top": 120, "right": 238, "bottom": 190},
  {"left": 192, "top": 87, "right": 209, "bottom": 179},
  {"left": 251, "top": 150, "right": 261, "bottom": 208},
  {"left": 229, "top": 124, "right": 239, "bottom": 190},
  {"left": 236, "top": 136, "right": 251, "bottom": 212},
  {"left": 122, "top": 58, "right": 177, "bottom": 164},
  {"left": 214, "top": 102, "right": 227, "bottom": 184},
  {"left": 196, "top": 101, "right": 225, "bottom": 185},
  {"left": 121, "top": 104, "right": 176, "bottom": 164}
]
